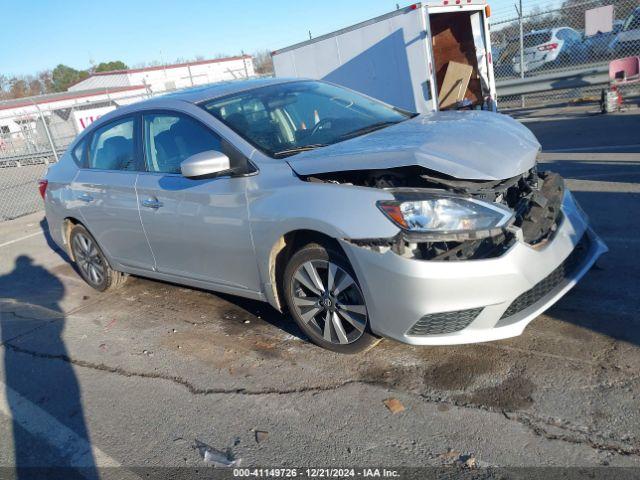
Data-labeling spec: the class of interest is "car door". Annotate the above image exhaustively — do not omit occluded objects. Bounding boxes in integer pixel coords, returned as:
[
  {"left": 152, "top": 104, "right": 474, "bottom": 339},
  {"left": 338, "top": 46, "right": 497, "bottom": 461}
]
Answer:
[
  {"left": 72, "top": 114, "right": 155, "bottom": 270},
  {"left": 135, "top": 110, "right": 261, "bottom": 294}
]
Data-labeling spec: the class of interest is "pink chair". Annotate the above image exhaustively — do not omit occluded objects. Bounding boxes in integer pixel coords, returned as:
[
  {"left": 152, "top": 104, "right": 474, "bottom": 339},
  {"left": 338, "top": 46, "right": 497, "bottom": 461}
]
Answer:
[{"left": 609, "top": 56, "right": 640, "bottom": 84}]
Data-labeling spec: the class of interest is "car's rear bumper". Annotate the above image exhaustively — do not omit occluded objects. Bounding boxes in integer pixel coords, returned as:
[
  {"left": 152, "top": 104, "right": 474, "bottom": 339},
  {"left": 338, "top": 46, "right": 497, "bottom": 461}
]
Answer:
[{"left": 340, "top": 190, "right": 608, "bottom": 346}]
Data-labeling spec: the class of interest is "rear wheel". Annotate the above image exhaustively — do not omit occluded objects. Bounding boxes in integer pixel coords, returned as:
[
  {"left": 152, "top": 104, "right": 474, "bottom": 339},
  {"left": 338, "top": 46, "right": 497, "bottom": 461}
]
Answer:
[
  {"left": 283, "top": 243, "right": 377, "bottom": 354},
  {"left": 69, "top": 224, "right": 127, "bottom": 292}
]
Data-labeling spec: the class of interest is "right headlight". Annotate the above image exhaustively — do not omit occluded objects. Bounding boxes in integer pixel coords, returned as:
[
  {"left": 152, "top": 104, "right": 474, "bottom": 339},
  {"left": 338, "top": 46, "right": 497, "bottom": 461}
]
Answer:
[{"left": 377, "top": 193, "right": 514, "bottom": 235}]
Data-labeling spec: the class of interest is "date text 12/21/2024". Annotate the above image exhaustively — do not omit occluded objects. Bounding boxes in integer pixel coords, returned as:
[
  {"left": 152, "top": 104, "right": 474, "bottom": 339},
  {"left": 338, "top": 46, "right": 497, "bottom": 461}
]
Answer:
[{"left": 232, "top": 468, "right": 400, "bottom": 478}]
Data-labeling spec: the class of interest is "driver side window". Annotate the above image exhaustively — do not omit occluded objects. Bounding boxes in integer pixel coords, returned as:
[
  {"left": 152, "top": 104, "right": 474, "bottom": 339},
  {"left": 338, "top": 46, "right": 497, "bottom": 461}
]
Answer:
[{"left": 143, "top": 113, "right": 223, "bottom": 174}]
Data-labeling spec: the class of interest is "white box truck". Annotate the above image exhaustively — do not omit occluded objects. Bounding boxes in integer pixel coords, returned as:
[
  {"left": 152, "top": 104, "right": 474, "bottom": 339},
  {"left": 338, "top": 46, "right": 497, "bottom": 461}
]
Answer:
[{"left": 272, "top": 1, "right": 497, "bottom": 113}]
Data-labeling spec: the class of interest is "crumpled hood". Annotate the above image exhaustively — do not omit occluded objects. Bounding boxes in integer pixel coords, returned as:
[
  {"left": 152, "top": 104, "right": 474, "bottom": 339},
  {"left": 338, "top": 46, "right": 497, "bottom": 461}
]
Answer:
[{"left": 286, "top": 110, "right": 541, "bottom": 180}]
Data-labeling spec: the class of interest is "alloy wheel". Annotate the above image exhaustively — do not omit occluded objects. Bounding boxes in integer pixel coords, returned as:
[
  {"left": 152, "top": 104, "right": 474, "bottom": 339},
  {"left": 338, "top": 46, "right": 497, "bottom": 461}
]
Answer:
[
  {"left": 72, "top": 232, "right": 105, "bottom": 286},
  {"left": 291, "top": 260, "right": 367, "bottom": 345}
]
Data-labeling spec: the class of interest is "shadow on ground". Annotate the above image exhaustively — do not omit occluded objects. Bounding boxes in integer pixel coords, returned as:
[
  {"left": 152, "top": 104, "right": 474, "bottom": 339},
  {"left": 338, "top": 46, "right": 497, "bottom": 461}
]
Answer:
[{"left": 0, "top": 252, "right": 98, "bottom": 477}]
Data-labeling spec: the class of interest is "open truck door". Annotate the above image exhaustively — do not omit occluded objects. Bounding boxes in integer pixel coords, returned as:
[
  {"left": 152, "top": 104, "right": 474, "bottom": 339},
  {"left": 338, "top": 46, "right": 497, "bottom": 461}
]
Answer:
[
  {"left": 427, "top": 1, "right": 496, "bottom": 111},
  {"left": 272, "top": 1, "right": 497, "bottom": 113}
]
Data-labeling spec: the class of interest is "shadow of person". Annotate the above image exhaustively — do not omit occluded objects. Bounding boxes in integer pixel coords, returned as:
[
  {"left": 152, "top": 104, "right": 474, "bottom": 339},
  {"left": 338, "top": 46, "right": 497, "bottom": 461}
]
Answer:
[{"left": 0, "top": 255, "right": 99, "bottom": 479}]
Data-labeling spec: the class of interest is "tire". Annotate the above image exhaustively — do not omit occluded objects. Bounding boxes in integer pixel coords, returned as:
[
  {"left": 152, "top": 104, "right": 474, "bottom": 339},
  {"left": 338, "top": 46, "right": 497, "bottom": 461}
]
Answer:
[
  {"left": 283, "top": 243, "right": 378, "bottom": 354},
  {"left": 69, "top": 224, "right": 127, "bottom": 292}
]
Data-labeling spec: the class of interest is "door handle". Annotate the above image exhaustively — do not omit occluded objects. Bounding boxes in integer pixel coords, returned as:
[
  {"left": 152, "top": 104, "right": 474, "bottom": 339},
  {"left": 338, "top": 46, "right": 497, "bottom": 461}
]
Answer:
[
  {"left": 141, "top": 198, "right": 163, "bottom": 209},
  {"left": 78, "top": 193, "right": 94, "bottom": 203}
]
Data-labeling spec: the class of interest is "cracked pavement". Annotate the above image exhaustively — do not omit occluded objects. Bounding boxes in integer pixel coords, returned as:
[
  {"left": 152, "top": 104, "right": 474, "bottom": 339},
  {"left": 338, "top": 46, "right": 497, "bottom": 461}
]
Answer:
[{"left": 1, "top": 104, "right": 640, "bottom": 469}]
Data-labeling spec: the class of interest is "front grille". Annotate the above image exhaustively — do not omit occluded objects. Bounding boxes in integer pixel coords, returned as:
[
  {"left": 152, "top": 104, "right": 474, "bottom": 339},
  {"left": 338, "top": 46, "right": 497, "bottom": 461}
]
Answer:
[
  {"left": 500, "top": 234, "right": 590, "bottom": 320},
  {"left": 408, "top": 308, "right": 483, "bottom": 336}
]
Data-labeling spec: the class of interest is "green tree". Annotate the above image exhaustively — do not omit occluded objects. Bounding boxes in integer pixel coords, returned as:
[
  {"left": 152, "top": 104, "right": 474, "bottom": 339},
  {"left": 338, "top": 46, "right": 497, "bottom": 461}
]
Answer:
[
  {"left": 51, "top": 64, "right": 89, "bottom": 92},
  {"left": 94, "top": 61, "right": 128, "bottom": 73}
]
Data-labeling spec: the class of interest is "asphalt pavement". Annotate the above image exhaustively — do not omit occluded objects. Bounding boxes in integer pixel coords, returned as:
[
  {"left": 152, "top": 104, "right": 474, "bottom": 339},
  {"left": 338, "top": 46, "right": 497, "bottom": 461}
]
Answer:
[{"left": 0, "top": 103, "right": 639, "bottom": 474}]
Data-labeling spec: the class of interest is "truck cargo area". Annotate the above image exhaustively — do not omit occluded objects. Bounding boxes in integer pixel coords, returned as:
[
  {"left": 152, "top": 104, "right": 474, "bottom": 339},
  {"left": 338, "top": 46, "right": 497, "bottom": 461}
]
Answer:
[
  {"left": 271, "top": 2, "right": 496, "bottom": 113},
  {"left": 430, "top": 10, "right": 491, "bottom": 110}
]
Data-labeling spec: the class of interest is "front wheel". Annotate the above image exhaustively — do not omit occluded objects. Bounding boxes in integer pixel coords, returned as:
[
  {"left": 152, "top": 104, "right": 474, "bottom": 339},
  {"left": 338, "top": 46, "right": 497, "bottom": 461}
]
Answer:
[{"left": 283, "top": 243, "right": 378, "bottom": 354}]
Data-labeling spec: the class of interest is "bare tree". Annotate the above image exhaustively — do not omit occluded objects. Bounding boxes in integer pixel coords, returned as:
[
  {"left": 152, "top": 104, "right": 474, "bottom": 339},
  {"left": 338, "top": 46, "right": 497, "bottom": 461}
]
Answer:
[{"left": 253, "top": 49, "right": 274, "bottom": 75}]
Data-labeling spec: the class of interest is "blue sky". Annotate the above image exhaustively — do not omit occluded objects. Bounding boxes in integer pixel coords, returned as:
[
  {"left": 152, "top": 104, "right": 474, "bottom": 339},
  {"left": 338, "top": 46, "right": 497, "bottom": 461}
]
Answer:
[{"left": 2, "top": 0, "right": 559, "bottom": 76}]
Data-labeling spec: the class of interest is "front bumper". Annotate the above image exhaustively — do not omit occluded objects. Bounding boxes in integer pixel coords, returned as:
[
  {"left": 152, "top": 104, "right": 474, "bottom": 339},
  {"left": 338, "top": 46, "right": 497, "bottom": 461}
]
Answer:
[{"left": 340, "top": 190, "right": 608, "bottom": 346}]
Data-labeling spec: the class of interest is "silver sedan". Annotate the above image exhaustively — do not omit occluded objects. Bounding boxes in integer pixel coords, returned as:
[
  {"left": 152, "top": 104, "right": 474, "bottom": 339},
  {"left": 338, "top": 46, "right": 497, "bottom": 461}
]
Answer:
[{"left": 42, "top": 78, "right": 607, "bottom": 353}]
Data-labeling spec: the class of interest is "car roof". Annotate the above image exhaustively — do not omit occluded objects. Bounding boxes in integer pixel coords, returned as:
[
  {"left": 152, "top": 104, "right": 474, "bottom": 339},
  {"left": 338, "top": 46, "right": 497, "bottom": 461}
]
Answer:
[
  {"left": 138, "top": 77, "right": 300, "bottom": 109},
  {"left": 160, "top": 76, "right": 299, "bottom": 103}
]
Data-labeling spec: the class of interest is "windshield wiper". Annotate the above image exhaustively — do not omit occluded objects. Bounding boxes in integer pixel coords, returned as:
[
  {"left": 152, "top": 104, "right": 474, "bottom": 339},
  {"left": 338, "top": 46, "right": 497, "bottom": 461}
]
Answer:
[
  {"left": 273, "top": 144, "right": 329, "bottom": 158},
  {"left": 338, "top": 121, "right": 400, "bottom": 140}
]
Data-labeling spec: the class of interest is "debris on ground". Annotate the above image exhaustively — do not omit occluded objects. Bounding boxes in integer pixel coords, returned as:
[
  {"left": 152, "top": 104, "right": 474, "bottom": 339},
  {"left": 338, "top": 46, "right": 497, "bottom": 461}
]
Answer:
[
  {"left": 438, "top": 449, "right": 479, "bottom": 469},
  {"left": 193, "top": 439, "right": 239, "bottom": 467},
  {"left": 383, "top": 398, "right": 405, "bottom": 414},
  {"left": 255, "top": 430, "right": 268, "bottom": 443},
  {"left": 223, "top": 311, "right": 239, "bottom": 321},
  {"left": 458, "top": 454, "right": 477, "bottom": 469}
]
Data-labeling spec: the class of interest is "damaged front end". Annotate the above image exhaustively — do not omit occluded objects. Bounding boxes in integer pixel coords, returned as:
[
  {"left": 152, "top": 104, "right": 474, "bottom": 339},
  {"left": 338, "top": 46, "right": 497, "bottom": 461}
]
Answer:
[{"left": 304, "top": 165, "right": 565, "bottom": 261}]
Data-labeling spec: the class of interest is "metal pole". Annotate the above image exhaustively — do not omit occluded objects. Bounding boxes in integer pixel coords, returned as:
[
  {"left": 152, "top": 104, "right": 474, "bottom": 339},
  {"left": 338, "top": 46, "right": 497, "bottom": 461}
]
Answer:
[
  {"left": 33, "top": 102, "right": 58, "bottom": 163},
  {"left": 187, "top": 64, "right": 194, "bottom": 86},
  {"left": 241, "top": 50, "right": 249, "bottom": 78},
  {"left": 517, "top": 1, "right": 526, "bottom": 108}
]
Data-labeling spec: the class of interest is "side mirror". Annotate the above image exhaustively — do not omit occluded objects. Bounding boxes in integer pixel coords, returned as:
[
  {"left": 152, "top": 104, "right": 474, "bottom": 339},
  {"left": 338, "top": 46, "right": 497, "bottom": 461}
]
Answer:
[{"left": 180, "top": 150, "right": 231, "bottom": 179}]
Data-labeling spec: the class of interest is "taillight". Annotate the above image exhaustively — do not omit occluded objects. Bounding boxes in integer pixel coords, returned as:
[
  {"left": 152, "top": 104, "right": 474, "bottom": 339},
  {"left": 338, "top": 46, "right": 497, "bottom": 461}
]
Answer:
[
  {"left": 537, "top": 43, "right": 559, "bottom": 51},
  {"left": 38, "top": 179, "right": 48, "bottom": 200},
  {"left": 485, "top": 5, "right": 491, "bottom": 17}
]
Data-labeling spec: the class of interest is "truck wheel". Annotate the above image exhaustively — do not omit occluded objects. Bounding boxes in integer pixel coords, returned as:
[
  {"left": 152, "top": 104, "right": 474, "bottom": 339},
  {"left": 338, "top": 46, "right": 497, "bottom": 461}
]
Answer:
[
  {"left": 69, "top": 224, "right": 127, "bottom": 292},
  {"left": 283, "top": 243, "right": 378, "bottom": 354}
]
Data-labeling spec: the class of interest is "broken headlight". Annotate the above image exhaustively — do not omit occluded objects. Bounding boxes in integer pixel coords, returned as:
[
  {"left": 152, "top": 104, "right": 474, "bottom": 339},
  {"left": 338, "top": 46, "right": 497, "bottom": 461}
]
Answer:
[{"left": 377, "top": 193, "right": 514, "bottom": 235}]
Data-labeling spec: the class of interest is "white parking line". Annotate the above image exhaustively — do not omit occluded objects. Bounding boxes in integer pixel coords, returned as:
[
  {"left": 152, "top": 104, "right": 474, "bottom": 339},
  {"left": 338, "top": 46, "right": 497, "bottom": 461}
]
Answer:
[
  {"left": 0, "top": 378, "right": 121, "bottom": 467},
  {"left": 518, "top": 116, "right": 582, "bottom": 123},
  {"left": 0, "top": 231, "right": 42, "bottom": 249}
]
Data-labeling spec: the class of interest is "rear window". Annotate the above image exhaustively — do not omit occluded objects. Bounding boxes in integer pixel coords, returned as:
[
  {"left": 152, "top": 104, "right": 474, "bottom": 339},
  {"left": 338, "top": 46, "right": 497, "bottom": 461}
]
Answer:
[
  {"left": 523, "top": 32, "right": 552, "bottom": 48},
  {"left": 88, "top": 117, "right": 137, "bottom": 171}
]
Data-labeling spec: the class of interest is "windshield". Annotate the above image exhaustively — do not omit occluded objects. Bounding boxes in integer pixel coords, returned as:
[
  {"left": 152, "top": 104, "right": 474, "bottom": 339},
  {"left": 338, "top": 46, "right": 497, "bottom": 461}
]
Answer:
[{"left": 202, "top": 81, "right": 411, "bottom": 158}]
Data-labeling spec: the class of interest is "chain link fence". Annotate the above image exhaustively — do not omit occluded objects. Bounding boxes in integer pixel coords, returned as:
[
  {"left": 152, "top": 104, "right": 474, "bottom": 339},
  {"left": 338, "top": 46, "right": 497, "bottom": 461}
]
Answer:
[
  {"left": 490, "top": 0, "right": 640, "bottom": 107},
  {"left": 0, "top": 91, "right": 155, "bottom": 221}
]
